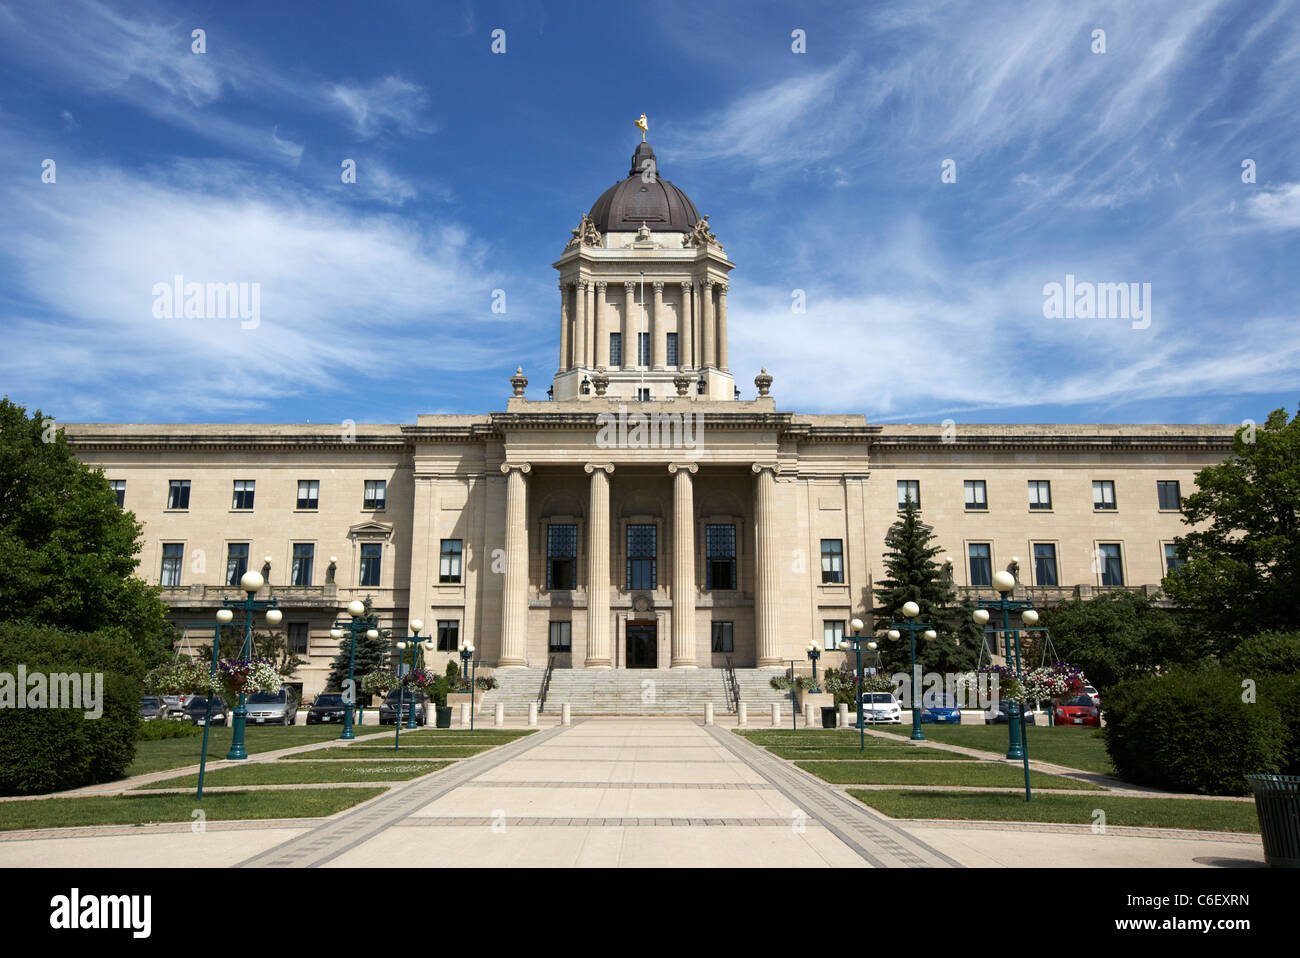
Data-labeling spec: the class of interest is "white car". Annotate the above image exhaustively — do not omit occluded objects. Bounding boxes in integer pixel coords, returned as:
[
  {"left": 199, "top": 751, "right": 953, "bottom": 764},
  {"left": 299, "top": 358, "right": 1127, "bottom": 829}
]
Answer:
[
  {"left": 860, "top": 691, "right": 902, "bottom": 724},
  {"left": 1083, "top": 685, "right": 1101, "bottom": 706}
]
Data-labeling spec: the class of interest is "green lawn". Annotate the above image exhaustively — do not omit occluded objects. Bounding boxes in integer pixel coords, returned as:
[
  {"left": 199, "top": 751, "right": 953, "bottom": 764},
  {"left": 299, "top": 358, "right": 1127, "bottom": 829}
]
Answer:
[
  {"left": 796, "top": 760, "right": 1102, "bottom": 790},
  {"left": 127, "top": 725, "right": 402, "bottom": 777},
  {"left": 285, "top": 745, "right": 489, "bottom": 759},
  {"left": 139, "top": 760, "right": 449, "bottom": 789},
  {"left": 766, "top": 746, "right": 974, "bottom": 761},
  {"left": 849, "top": 789, "right": 1260, "bottom": 833},
  {"left": 867, "top": 724, "right": 1115, "bottom": 775},
  {"left": 0, "top": 788, "right": 386, "bottom": 831},
  {"left": 736, "top": 730, "right": 911, "bottom": 747},
  {"left": 389, "top": 729, "right": 535, "bottom": 742}
]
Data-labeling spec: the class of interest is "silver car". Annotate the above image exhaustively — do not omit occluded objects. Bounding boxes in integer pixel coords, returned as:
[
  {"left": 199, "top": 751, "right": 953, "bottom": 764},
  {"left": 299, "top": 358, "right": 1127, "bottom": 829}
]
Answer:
[{"left": 245, "top": 689, "right": 299, "bottom": 726}]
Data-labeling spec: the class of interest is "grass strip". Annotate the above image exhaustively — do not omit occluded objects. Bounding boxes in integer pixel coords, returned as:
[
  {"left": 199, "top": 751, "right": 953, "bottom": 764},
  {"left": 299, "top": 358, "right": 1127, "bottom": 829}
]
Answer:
[
  {"left": 137, "top": 761, "right": 449, "bottom": 789},
  {"left": 767, "top": 746, "right": 973, "bottom": 761},
  {"left": 796, "top": 760, "right": 1102, "bottom": 790},
  {"left": 281, "top": 746, "right": 489, "bottom": 759}
]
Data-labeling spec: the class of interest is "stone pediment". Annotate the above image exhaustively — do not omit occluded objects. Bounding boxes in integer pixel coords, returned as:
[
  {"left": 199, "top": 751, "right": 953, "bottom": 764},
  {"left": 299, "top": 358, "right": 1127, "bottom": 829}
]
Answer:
[{"left": 348, "top": 520, "right": 394, "bottom": 540}]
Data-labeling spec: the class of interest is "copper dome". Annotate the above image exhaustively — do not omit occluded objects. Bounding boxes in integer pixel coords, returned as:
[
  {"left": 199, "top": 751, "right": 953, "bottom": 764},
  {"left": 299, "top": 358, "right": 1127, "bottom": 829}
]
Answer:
[{"left": 587, "top": 141, "right": 702, "bottom": 233}]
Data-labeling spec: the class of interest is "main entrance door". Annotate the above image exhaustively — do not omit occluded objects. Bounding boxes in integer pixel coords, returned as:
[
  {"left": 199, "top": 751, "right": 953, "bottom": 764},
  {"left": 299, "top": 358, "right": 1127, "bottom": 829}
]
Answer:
[{"left": 626, "top": 622, "right": 656, "bottom": 668}]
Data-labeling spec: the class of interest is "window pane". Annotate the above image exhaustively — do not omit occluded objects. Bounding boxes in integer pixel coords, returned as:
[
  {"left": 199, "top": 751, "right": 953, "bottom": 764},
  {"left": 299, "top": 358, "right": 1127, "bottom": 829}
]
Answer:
[
  {"left": 161, "top": 543, "right": 184, "bottom": 586},
  {"left": 705, "top": 524, "right": 736, "bottom": 590},
  {"left": 232, "top": 480, "right": 255, "bottom": 510},
  {"left": 297, "top": 480, "right": 319, "bottom": 510},
  {"left": 626, "top": 524, "right": 657, "bottom": 590},
  {"left": 1164, "top": 543, "right": 1185, "bottom": 573},
  {"left": 1157, "top": 480, "right": 1181, "bottom": 510},
  {"left": 968, "top": 543, "right": 992, "bottom": 587},
  {"left": 964, "top": 480, "right": 986, "bottom": 508},
  {"left": 666, "top": 332, "right": 679, "bottom": 366},
  {"left": 168, "top": 480, "right": 190, "bottom": 509},
  {"left": 638, "top": 332, "right": 650, "bottom": 366},
  {"left": 897, "top": 480, "right": 920, "bottom": 509},
  {"left": 287, "top": 622, "right": 309, "bottom": 655},
  {"left": 1029, "top": 480, "right": 1051, "bottom": 509},
  {"left": 291, "top": 543, "right": 314, "bottom": 586},
  {"left": 1099, "top": 543, "right": 1123, "bottom": 585},
  {"left": 226, "top": 543, "right": 249, "bottom": 586},
  {"left": 440, "top": 539, "right": 464, "bottom": 583},
  {"left": 820, "top": 539, "right": 844, "bottom": 584},
  {"left": 364, "top": 480, "right": 387, "bottom": 510},
  {"left": 1032, "top": 543, "right": 1058, "bottom": 587},
  {"left": 437, "top": 620, "right": 460, "bottom": 652},
  {"left": 360, "top": 543, "right": 382, "bottom": 586},
  {"left": 110, "top": 480, "right": 126, "bottom": 507},
  {"left": 823, "top": 620, "right": 845, "bottom": 647},
  {"left": 549, "top": 621, "right": 572, "bottom": 652},
  {"left": 1093, "top": 481, "right": 1116, "bottom": 509},
  {"left": 711, "top": 621, "right": 734, "bottom": 653},
  {"left": 609, "top": 332, "right": 622, "bottom": 366}
]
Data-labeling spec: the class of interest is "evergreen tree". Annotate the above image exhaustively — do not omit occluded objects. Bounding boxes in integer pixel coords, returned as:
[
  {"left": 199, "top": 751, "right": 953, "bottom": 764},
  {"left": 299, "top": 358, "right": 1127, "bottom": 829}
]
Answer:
[{"left": 325, "top": 596, "right": 393, "bottom": 693}]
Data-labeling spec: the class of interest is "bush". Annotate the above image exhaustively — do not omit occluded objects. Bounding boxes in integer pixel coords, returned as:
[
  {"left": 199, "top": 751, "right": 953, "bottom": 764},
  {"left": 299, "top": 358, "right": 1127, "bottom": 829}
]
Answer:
[
  {"left": 1223, "top": 631, "right": 1300, "bottom": 677},
  {"left": 136, "top": 719, "right": 202, "bottom": 741},
  {"left": 1103, "top": 669, "right": 1286, "bottom": 795},
  {"left": 1259, "top": 673, "right": 1300, "bottom": 775}
]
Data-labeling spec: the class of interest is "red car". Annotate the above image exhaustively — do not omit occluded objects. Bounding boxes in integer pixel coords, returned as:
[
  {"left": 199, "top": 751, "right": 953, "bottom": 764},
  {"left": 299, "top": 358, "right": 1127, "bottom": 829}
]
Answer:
[{"left": 1055, "top": 694, "right": 1101, "bottom": 727}]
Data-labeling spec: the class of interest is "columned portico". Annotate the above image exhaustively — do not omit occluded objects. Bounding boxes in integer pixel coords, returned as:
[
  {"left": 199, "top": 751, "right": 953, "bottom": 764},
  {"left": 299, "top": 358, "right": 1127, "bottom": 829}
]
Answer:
[
  {"left": 669, "top": 462, "right": 698, "bottom": 667},
  {"left": 585, "top": 462, "right": 614, "bottom": 668},
  {"left": 753, "top": 462, "right": 781, "bottom": 666},
  {"left": 499, "top": 461, "right": 531, "bottom": 667}
]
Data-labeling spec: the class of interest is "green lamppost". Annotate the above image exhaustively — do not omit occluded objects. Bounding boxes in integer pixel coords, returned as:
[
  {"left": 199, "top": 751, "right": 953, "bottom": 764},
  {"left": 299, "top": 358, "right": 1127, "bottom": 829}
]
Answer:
[
  {"left": 888, "top": 600, "right": 936, "bottom": 743},
  {"left": 220, "top": 571, "right": 282, "bottom": 760},
  {"left": 395, "top": 620, "right": 431, "bottom": 732},
  {"left": 970, "top": 571, "right": 1038, "bottom": 761},
  {"left": 458, "top": 640, "right": 476, "bottom": 730},
  {"left": 194, "top": 609, "right": 232, "bottom": 800},
  {"left": 330, "top": 600, "right": 378, "bottom": 741},
  {"left": 805, "top": 640, "right": 822, "bottom": 684},
  {"left": 838, "top": 618, "right": 876, "bottom": 751}
]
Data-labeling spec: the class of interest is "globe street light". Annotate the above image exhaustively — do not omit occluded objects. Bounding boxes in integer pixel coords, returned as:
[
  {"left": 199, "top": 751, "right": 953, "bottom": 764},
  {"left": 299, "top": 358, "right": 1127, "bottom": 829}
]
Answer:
[
  {"left": 330, "top": 599, "right": 371, "bottom": 741},
  {"left": 459, "top": 641, "right": 477, "bottom": 730},
  {"left": 838, "top": 618, "right": 871, "bottom": 751},
  {"left": 192, "top": 607, "right": 235, "bottom": 800},
  {"left": 396, "top": 619, "right": 432, "bottom": 731},
  {"left": 971, "top": 572, "right": 1038, "bottom": 761},
  {"left": 222, "top": 570, "right": 281, "bottom": 760},
  {"left": 890, "top": 600, "right": 936, "bottom": 742},
  {"left": 805, "top": 640, "right": 822, "bottom": 684}
]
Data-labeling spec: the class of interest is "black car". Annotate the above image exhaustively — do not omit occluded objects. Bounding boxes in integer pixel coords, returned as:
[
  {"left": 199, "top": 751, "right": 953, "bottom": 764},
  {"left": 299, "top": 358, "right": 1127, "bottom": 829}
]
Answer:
[
  {"left": 184, "top": 696, "right": 229, "bottom": 726},
  {"left": 306, "top": 692, "right": 349, "bottom": 725},
  {"left": 378, "top": 691, "right": 428, "bottom": 726},
  {"left": 139, "top": 696, "right": 168, "bottom": 721}
]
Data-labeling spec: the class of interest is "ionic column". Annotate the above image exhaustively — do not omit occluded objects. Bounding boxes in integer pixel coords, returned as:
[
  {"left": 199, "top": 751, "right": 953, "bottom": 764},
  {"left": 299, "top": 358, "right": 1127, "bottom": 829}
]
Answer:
[
  {"left": 498, "top": 462, "right": 532, "bottom": 667},
  {"left": 595, "top": 281, "right": 609, "bottom": 368},
  {"left": 753, "top": 463, "right": 781, "bottom": 666},
  {"left": 585, "top": 281, "right": 596, "bottom": 369},
  {"left": 559, "top": 283, "right": 570, "bottom": 371},
  {"left": 681, "top": 281, "right": 694, "bottom": 369},
  {"left": 574, "top": 281, "right": 588, "bottom": 367},
  {"left": 702, "top": 279, "right": 716, "bottom": 368},
  {"left": 652, "top": 281, "right": 665, "bottom": 369},
  {"left": 623, "top": 281, "right": 637, "bottom": 367},
  {"left": 585, "top": 462, "right": 614, "bottom": 668},
  {"left": 717, "top": 283, "right": 729, "bottom": 370},
  {"left": 670, "top": 463, "right": 699, "bottom": 667}
]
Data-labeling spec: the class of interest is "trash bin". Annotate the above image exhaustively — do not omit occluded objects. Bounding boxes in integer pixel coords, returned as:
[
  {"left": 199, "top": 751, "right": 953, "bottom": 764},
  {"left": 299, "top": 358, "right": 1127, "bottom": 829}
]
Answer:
[
  {"left": 820, "top": 706, "right": 837, "bottom": 729},
  {"left": 1245, "top": 773, "right": 1300, "bottom": 867}
]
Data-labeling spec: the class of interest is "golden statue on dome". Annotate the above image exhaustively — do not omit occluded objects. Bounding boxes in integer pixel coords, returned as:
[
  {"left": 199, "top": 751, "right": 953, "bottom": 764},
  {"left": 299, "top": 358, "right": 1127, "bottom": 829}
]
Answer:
[{"left": 635, "top": 112, "right": 648, "bottom": 142}]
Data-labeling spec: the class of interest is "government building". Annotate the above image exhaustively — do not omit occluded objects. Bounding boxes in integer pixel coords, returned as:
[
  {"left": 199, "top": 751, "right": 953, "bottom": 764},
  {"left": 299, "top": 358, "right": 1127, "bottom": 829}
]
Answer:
[{"left": 65, "top": 131, "right": 1235, "bottom": 700}]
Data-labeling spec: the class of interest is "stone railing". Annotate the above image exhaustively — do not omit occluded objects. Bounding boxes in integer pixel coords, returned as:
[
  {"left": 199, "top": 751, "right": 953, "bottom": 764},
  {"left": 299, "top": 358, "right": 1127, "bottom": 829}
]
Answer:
[
  {"left": 158, "top": 584, "right": 339, "bottom": 607},
  {"left": 956, "top": 583, "right": 1165, "bottom": 606}
]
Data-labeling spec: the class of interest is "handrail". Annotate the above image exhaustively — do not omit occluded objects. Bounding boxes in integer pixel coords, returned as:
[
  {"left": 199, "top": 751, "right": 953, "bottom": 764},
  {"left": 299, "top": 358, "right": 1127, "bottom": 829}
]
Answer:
[
  {"left": 538, "top": 655, "right": 556, "bottom": 713},
  {"left": 724, "top": 656, "right": 741, "bottom": 714}
]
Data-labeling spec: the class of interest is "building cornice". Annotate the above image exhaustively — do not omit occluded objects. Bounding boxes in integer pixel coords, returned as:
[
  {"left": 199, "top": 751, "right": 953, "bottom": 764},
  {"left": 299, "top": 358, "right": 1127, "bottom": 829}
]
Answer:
[{"left": 869, "top": 433, "right": 1235, "bottom": 452}]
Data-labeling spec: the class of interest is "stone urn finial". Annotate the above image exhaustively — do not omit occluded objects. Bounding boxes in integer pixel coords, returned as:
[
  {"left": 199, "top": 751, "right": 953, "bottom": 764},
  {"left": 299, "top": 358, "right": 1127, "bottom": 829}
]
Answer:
[
  {"left": 510, "top": 366, "right": 528, "bottom": 397},
  {"left": 591, "top": 369, "right": 610, "bottom": 396},
  {"left": 672, "top": 373, "right": 692, "bottom": 397},
  {"left": 754, "top": 367, "right": 773, "bottom": 397}
]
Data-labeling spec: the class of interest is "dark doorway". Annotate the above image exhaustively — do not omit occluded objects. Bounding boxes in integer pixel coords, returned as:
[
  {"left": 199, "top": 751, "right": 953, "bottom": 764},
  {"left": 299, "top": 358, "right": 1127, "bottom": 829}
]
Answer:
[{"left": 626, "top": 622, "right": 656, "bottom": 668}]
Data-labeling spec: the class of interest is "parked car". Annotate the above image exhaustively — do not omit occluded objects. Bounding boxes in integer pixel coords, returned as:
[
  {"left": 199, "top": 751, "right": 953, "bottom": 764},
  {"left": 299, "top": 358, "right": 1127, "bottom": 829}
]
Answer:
[
  {"left": 989, "top": 701, "right": 1027, "bottom": 724},
  {"left": 859, "top": 691, "right": 902, "bottom": 724},
  {"left": 1054, "top": 694, "right": 1101, "bottom": 727},
  {"left": 379, "top": 691, "right": 428, "bottom": 726},
  {"left": 246, "top": 688, "right": 298, "bottom": 726},
  {"left": 161, "top": 694, "right": 194, "bottom": 718},
  {"left": 139, "top": 696, "right": 168, "bottom": 721},
  {"left": 306, "top": 692, "right": 349, "bottom": 725},
  {"left": 184, "top": 696, "right": 228, "bottom": 726},
  {"left": 921, "top": 693, "right": 962, "bottom": 724},
  {"left": 1083, "top": 685, "right": 1101, "bottom": 706}
]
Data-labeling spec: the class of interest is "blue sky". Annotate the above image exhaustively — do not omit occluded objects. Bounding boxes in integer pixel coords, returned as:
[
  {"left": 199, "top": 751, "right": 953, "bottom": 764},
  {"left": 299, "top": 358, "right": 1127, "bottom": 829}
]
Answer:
[{"left": 1, "top": 0, "right": 1297, "bottom": 426}]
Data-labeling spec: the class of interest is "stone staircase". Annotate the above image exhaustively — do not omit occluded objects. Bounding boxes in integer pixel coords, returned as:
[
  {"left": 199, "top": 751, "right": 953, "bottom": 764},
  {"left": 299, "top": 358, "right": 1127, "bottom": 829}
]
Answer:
[{"left": 477, "top": 668, "right": 793, "bottom": 716}]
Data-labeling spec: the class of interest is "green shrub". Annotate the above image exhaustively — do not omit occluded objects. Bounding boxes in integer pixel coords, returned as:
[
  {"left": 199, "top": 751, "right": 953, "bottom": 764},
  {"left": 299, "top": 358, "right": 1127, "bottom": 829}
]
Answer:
[
  {"left": 1259, "top": 674, "right": 1300, "bottom": 775},
  {"left": 136, "top": 719, "right": 202, "bottom": 741},
  {"left": 1103, "top": 669, "right": 1286, "bottom": 795},
  {"left": 1223, "top": 631, "right": 1300, "bottom": 677},
  {"left": 0, "top": 621, "right": 147, "bottom": 680}
]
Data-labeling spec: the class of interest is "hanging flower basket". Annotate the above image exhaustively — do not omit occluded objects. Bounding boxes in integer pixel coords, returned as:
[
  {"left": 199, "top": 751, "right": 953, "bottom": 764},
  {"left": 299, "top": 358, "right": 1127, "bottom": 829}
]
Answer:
[
  {"left": 216, "top": 658, "right": 282, "bottom": 697},
  {"left": 979, "top": 664, "right": 1029, "bottom": 704},
  {"left": 361, "top": 669, "right": 399, "bottom": 698},
  {"left": 144, "top": 661, "right": 220, "bottom": 696},
  {"left": 400, "top": 669, "right": 437, "bottom": 692}
]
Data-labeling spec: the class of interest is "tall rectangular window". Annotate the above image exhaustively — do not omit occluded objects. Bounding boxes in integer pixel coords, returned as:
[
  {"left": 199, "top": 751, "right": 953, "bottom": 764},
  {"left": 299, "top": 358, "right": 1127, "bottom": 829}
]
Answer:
[
  {"left": 1164, "top": 543, "right": 1186, "bottom": 574},
  {"left": 545, "top": 525, "right": 576, "bottom": 589},
  {"left": 226, "top": 543, "right": 249, "bottom": 586},
  {"left": 820, "top": 539, "right": 844, "bottom": 584},
  {"left": 968, "top": 543, "right": 992, "bottom": 587},
  {"left": 823, "top": 620, "right": 845, "bottom": 649},
  {"left": 440, "top": 539, "right": 463, "bottom": 584},
  {"left": 666, "top": 332, "right": 679, "bottom": 366},
  {"left": 287, "top": 622, "right": 309, "bottom": 655},
  {"left": 1028, "top": 480, "right": 1052, "bottom": 510},
  {"left": 109, "top": 480, "right": 126, "bottom": 507},
  {"left": 436, "top": 620, "right": 460, "bottom": 652},
  {"left": 626, "top": 524, "right": 657, "bottom": 590},
  {"left": 160, "top": 543, "right": 184, "bottom": 586},
  {"left": 1099, "top": 543, "right": 1124, "bottom": 585},
  {"left": 638, "top": 331, "right": 650, "bottom": 366},
  {"left": 549, "top": 621, "right": 572, "bottom": 652},
  {"left": 232, "top": 480, "right": 255, "bottom": 510},
  {"left": 1033, "top": 543, "right": 1058, "bottom": 587},
  {"left": 609, "top": 332, "right": 622, "bottom": 366},
  {"left": 1157, "top": 480, "right": 1181, "bottom": 510},
  {"left": 297, "top": 479, "right": 319, "bottom": 510},
  {"left": 167, "top": 480, "right": 190, "bottom": 510},
  {"left": 705, "top": 524, "right": 737, "bottom": 590},
  {"left": 711, "top": 621, "right": 734, "bottom": 653},
  {"left": 1093, "top": 480, "right": 1117, "bottom": 510},
  {"left": 897, "top": 480, "right": 920, "bottom": 509},
  {"left": 364, "top": 480, "right": 387, "bottom": 510},
  {"left": 964, "top": 480, "right": 987, "bottom": 510},
  {"left": 291, "top": 543, "right": 314, "bottom": 586},
  {"left": 360, "top": 543, "right": 382, "bottom": 586}
]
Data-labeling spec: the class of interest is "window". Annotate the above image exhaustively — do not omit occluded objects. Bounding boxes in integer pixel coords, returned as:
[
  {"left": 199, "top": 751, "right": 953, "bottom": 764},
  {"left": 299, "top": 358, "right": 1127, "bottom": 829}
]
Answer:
[
  {"left": 666, "top": 332, "right": 679, "bottom": 366},
  {"left": 626, "top": 524, "right": 657, "bottom": 590},
  {"left": 297, "top": 480, "right": 319, "bottom": 510},
  {"left": 440, "top": 539, "right": 464, "bottom": 584},
  {"left": 545, "top": 526, "right": 576, "bottom": 589},
  {"left": 823, "top": 620, "right": 845, "bottom": 649},
  {"left": 549, "top": 621, "right": 572, "bottom": 652},
  {"left": 820, "top": 539, "right": 844, "bottom": 584},
  {"left": 1028, "top": 480, "right": 1052, "bottom": 510},
  {"left": 897, "top": 480, "right": 920, "bottom": 509},
  {"left": 360, "top": 543, "right": 382, "bottom": 586},
  {"left": 1098, "top": 543, "right": 1124, "bottom": 585},
  {"left": 167, "top": 479, "right": 190, "bottom": 510},
  {"left": 711, "top": 621, "right": 734, "bottom": 653},
  {"left": 226, "top": 543, "right": 249, "bottom": 586},
  {"left": 1164, "top": 543, "right": 1186, "bottom": 574},
  {"left": 364, "top": 480, "right": 387, "bottom": 510},
  {"left": 232, "top": 480, "right": 255, "bottom": 510},
  {"left": 705, "top": 524, "right": 737, "bottom": 590},
  {"left": 1093, "top": 480, "right": 1116, "bottom": 511},
  {"left": 1157, "top": 480, "right": 1181, "bottom": 511},
  {"left": 968, "top": 543, "right": 992, "bottom": 587},
  {"left": 287, "top": 622, "right": 309, "bottom": 655},
  {"left": 1033, "top": 543, "right": 1058, "bottom": 587},
  {"left": 638, "top": 331, "right": 650, "bottom": 366},
  {"left": 291, "top": 543, "right": 314, "bottom": 586},
  {"left": 964, "top": 480, "right": 987, "bottom": 510},
  {"left": 436, "top": 620, "right": 460, "bottom": 652},
  {"left": 609, "top": 332, "right": 622, "bottom": 366},
  {"left": 109, "top": 480, "right": 126, "bottom": 507},
  {"left": 160, "top": 543, "right": 184, "bottom": 586}
]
